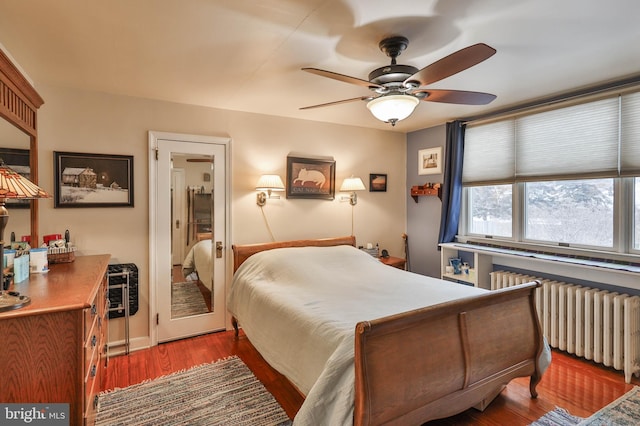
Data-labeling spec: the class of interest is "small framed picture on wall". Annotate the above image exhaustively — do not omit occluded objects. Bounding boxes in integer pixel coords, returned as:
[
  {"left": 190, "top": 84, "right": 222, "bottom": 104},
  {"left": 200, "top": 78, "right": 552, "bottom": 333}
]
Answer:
[
  {"left": 418, "top": 147, "right": 442, "bottom": 175},
  {"left": 369, "top": 173, "right": 387, "bottom": 192}
]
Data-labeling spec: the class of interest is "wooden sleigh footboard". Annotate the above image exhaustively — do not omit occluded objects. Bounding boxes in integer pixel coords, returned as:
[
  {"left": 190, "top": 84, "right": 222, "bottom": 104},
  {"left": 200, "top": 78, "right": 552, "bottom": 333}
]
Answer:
[{"left": 353, "top": 281, "right": 543, "bottom": 426}]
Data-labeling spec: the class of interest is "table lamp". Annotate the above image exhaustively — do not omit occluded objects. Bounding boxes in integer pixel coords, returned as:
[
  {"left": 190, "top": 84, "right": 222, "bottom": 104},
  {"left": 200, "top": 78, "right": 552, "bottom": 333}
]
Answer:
[{"left": 0, "top": 160, "right": 51, "bottom": 312}]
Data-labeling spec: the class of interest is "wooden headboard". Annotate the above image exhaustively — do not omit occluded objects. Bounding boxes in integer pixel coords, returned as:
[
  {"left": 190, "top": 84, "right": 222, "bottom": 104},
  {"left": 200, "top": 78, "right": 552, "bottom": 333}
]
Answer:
[{"left": 231, "top": 235, "right": 356, "bottom": 273}]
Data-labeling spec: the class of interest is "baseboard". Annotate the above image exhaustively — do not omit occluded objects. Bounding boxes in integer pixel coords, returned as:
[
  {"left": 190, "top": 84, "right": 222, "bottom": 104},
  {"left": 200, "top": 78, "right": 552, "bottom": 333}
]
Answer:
[{"left": 107, "top": 336, "right": 151, "bottom": 356}]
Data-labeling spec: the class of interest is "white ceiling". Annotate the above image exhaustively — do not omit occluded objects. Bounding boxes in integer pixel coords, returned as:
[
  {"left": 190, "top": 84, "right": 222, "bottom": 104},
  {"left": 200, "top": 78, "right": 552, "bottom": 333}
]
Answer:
[{"left": 1, "top": 0, "right": 639, "bottom": 133}]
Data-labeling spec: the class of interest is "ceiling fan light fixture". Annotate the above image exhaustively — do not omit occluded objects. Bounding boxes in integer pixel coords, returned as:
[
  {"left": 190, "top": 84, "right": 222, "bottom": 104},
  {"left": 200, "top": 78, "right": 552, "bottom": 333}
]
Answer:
[{"left": 366, "top": 94, "right": 419, "bottom": 125}]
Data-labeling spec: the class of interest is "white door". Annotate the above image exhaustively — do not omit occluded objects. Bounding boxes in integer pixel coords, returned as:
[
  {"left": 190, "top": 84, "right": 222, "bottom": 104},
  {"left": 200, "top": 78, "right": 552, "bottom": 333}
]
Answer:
[{"left": 149, "top": 132, "right": 230, "bottom": 343}]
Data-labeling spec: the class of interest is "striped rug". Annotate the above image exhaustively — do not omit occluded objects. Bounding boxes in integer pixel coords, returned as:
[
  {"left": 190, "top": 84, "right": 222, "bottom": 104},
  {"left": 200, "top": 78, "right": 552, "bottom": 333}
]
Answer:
[
  {"left": 530, "top": 386, "right": 640, "bottom": 425},
  {"left": 96, "top": 356, "right": 291, "bottom": 426},
  {"left": 171, "top": 280, "right": 209, "bottom": 318},
  {"left": 579, "top": 386, "right": 640, "bottom": 425}
]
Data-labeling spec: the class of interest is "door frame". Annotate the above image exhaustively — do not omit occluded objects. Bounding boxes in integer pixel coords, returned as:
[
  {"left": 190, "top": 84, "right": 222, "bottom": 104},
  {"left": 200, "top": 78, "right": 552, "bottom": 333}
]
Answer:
[{"left": 148, "top": 131, "right": 232, "bottom": 347}]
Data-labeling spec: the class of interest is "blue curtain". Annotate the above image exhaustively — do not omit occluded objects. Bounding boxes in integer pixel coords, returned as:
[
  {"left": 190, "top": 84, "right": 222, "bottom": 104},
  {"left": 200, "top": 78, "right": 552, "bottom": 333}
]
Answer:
[{"left": 437, "top": 120, "right": 466, "bottom": 246}]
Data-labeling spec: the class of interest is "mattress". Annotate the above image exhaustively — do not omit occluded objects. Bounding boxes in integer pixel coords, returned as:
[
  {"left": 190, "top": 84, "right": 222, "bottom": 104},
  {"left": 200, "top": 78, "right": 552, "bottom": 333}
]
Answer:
[{"left": 227, "top": 244, "right": 510, "bottom": 425}]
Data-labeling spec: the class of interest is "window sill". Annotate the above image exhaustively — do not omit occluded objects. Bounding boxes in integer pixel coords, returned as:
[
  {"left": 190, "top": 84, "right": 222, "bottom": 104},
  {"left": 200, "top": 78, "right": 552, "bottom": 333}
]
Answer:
[
  {"left": 458, "top": 236, "right": 640, "bottom": 267},
  {"left": 451, "top": 241, "right": 640, "bottom": 275}
]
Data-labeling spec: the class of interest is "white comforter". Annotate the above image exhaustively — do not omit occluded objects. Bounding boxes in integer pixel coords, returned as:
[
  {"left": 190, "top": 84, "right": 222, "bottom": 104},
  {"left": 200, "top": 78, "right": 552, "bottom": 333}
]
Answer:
[
  {"left": 182, "top": 239, "right": 213, "bottom": 290},
  {"left": 228, "top": 245, "right": 530, "bottom": 425}
]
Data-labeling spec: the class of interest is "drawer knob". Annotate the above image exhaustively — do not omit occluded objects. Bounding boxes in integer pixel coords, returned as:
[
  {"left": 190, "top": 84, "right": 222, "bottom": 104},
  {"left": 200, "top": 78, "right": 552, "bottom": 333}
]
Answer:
[
  {"left": 91, "top": 335, "right": 97, "bottom": 347},
  {"left": 91, "top": 304, "right": 97, "bottom": 316},
  {"left": 90, "top": 364, "right": 97, "bottom": 378}
]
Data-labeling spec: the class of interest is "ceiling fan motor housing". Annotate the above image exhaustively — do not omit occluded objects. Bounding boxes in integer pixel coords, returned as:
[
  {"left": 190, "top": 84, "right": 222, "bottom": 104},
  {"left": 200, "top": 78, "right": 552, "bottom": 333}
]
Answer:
[
  {"left": 369, "top": 36, "right": 420, "bottom": 90},
  {"left": 369, "top": 64, "right": 419, "bottom": 87}
]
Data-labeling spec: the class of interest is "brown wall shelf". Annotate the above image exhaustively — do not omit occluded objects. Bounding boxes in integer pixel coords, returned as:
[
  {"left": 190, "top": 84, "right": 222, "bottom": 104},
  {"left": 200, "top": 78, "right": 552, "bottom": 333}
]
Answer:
[{"left": 410, "top": 184, "right": 442, "bottom": 202}]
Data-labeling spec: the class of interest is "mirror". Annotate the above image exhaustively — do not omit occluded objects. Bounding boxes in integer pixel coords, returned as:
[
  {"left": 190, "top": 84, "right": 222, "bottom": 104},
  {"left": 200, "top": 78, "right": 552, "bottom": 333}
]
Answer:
[
  {"left": 0, "top": 48, "right": 44, "bottom": 246},
  {"left": 0, "top": 119, "right": 32, "bottom": 242},
  {"left": 170, "top": 153, "right": 214, "bottom": 319}
]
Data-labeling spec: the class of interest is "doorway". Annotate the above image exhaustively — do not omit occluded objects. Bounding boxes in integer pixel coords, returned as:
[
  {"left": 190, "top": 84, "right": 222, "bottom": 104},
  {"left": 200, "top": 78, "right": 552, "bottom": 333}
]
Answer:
[{"left": 149, "top": 131, "right": 230, "bottom": 344}]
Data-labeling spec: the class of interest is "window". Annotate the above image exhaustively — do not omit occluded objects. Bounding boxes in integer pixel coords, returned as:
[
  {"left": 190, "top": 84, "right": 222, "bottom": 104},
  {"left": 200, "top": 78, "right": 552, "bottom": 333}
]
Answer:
[
  {"left": 461, "top": 89, "right": 640, "bottom": 254},
  {"left": 524, "top": 179, "right": 613, "bottom": 247},
  {"left": 468, "top": 185, "right": 512, "bottom": 238}
]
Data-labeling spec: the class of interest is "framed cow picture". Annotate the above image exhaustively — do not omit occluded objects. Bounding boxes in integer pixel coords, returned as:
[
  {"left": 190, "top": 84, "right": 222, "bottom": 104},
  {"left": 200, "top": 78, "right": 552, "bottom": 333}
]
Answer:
[{"left": 286, "top": 155, "right": 335, "bottom": 200}]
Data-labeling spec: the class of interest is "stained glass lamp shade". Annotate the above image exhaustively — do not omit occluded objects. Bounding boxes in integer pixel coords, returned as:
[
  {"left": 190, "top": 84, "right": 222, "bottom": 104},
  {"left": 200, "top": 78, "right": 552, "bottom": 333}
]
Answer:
[{"left": 0, "top": 161, "right": 51, "bottom": 311}]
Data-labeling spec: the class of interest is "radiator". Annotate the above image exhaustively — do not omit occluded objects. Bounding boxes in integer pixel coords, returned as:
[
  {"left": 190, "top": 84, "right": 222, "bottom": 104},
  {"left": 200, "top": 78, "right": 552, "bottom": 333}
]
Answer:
[{"left": 490, "top": 270, "right": 640, "bottom": 383}]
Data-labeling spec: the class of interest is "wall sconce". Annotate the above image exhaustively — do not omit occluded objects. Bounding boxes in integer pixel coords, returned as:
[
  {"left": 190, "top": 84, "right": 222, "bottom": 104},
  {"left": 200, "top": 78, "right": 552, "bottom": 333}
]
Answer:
[
  {"left": 339, "top": 176, "right": 366, "bottom": 206},
  {"left": 256, "top": 174, "right": 285, "bottom": 206}
]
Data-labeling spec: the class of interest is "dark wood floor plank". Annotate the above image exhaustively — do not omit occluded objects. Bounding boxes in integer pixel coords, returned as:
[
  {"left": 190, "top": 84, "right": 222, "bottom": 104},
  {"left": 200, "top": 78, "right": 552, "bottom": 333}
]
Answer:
[{"left": 103, "top": 330, "right": 639, "bottom": 424}]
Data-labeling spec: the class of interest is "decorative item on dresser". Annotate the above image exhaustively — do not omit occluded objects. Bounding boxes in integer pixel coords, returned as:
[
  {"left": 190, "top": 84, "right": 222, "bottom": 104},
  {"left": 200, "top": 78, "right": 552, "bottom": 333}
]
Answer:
[{"left": 0, "top": 254, "right": 111, "bottom": 425}]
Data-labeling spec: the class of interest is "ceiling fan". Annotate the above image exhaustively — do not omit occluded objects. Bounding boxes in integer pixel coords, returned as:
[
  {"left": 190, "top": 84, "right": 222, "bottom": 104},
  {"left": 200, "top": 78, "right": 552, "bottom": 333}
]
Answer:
[{"left": 301, "top": 36, "right": 497, "bottom": 126}]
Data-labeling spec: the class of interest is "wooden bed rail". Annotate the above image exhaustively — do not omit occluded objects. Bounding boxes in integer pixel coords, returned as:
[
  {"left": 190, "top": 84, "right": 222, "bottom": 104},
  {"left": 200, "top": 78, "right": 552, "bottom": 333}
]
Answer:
[{"left": 353, "top": 281, "right": 543, "bottom": 426}]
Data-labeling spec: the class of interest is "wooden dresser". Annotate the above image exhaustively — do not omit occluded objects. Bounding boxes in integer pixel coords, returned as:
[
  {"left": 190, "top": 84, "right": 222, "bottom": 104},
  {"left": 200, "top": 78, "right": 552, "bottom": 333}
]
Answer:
[{"left": 0, "top": 254, "right": 110, "bottom": 426}]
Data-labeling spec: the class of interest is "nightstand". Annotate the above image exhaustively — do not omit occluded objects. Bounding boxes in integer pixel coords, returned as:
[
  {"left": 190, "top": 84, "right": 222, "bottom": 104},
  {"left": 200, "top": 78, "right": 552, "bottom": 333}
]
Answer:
[{"left": 380, "top": 256, "right": 406, "bottom": 270}]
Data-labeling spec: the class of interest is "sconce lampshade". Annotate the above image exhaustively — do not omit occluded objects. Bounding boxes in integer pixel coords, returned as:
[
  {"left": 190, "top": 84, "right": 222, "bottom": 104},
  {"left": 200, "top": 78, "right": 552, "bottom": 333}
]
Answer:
[
  {"left": 367, "top": 94, "right": 420, "bottom": 126},
  {"left": 256, "top": 174, "right": 285, "bottom": 207},
  {"left": 255, "top": 174, "right": 285, "bottom": 192},
  {"left": 339, "top": 176, "right": 366, "bottom": 192}
]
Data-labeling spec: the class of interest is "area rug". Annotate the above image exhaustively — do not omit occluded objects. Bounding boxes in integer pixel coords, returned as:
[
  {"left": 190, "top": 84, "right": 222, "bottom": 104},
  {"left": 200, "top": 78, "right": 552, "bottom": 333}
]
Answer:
[
  {"left": 529, "top": 407, "right": 583, "bottom": 425},
  {"left": 530, "top": 386, "right": 640, "bottom": 426},
  {"left": 171, "top": 280, "right": 209, "bottom": 318},
  {"left": 578, "top": 386, "right": 640, "bottom": 425},
  {"left": 96, "top": 356, "right": 291, "bottom": 426}
]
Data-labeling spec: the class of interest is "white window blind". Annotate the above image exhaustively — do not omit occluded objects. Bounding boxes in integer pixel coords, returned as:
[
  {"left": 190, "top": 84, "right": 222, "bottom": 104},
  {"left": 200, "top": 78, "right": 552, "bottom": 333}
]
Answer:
[
  {"left": 464, "top": 91, "right": 640, "bottom": 184},
  {"left": 516, "top": 98, "right": 619, "bottom": 180},
  {"left": 621, "top": 91, "right": 640, "bottom": 176},
  {"left": 462, "top": 121, "right": 514, "bottom": 185}
]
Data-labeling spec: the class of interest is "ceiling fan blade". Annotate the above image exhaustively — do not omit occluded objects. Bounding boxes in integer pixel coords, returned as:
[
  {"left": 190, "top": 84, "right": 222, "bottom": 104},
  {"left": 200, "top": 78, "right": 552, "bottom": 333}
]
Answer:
[
  {"left": 414, "top": 89, "right": 496, "bottom": 105},
  {"left": 300, "top": 96, "right": 373, "bottom": 110},
  {"left": 404, "top": 43, "right": 496, "bottom": 87},
  {"left": 302, "top": 68, "right": 383, "bottom": 89}
]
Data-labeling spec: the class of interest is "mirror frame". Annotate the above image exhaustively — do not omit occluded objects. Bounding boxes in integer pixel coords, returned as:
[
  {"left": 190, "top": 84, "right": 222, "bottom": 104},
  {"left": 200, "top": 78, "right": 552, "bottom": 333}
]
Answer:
[{"left": 0, "top": 48, "right": 45, "bottom": 245}]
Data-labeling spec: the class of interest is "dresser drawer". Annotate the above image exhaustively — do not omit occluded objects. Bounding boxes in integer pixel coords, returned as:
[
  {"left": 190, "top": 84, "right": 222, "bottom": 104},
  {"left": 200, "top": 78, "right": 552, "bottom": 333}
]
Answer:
[
  {"left": 84, "top": 299, "right": 99, "bottom": 341},
  {"left": 84, "top": 322, "right": 99, "bottom": 382},
  {"left": 84, "top": 353, "right": 103, "bottom": 425}
]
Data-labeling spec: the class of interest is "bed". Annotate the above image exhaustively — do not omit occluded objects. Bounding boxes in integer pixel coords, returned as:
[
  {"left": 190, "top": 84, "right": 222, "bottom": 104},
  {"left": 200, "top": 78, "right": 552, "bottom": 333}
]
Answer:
[
  {"left": 181, "top": 238, "right": 213, "bottom": 290},
  {"left": 228, "top": 236, "right": 549, "bottom": 426}
]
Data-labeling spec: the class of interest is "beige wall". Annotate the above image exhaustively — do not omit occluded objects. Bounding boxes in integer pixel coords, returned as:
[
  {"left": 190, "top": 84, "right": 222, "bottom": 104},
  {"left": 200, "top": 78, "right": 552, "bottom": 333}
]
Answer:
[{"left": 35, "top": 84, "right": 407, "bottom": 349}]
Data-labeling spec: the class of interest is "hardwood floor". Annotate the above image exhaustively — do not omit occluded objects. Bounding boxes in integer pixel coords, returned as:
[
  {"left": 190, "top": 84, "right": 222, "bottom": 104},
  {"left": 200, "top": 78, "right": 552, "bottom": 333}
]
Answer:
[{"left": 104, "top": 330, "right": 639, "bottom": 425}]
